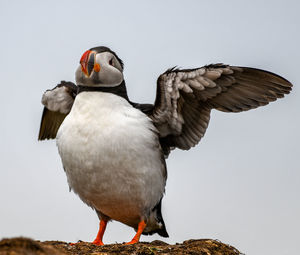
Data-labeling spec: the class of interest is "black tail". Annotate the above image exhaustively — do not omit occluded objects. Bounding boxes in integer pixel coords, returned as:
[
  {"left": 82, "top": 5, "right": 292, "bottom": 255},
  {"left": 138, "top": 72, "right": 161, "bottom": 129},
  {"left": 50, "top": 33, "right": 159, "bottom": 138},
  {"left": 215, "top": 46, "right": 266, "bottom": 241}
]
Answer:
[{"left": 143, "top": 199, "right": 169, "bottom": 238}]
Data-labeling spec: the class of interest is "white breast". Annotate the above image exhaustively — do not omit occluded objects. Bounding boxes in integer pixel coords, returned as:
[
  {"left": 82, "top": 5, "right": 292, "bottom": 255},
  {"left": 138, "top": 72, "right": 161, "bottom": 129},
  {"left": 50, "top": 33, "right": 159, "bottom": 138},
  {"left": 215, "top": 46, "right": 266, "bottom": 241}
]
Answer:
[{"left": 56, "top": 92, "right": 165, "bottom": 227}]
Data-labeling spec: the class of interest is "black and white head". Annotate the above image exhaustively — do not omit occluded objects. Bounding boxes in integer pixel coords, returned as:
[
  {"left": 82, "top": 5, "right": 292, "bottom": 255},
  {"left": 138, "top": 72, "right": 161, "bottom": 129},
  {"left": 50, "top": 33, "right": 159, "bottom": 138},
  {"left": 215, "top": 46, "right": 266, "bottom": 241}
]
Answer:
[{"left": 75, "top": 46, "right": 124, "bottom": 87}]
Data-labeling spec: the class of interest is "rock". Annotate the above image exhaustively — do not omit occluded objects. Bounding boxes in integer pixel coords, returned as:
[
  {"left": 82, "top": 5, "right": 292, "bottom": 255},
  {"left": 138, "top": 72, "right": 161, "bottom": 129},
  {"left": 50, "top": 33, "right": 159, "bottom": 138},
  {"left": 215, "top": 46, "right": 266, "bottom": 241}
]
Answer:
[
  {"left": 0, "top": 237, "right": 243, "bottom": 255},
  {"left": 0, "top": 237, "right": 66, "bottom": 255}
]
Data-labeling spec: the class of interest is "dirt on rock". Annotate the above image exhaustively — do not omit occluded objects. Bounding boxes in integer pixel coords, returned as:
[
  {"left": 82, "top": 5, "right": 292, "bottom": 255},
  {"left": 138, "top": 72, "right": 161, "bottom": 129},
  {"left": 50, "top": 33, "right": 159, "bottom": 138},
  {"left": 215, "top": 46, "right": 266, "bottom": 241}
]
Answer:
[{"left": 0, "top": 237, "right": 243, "bottom": 255}]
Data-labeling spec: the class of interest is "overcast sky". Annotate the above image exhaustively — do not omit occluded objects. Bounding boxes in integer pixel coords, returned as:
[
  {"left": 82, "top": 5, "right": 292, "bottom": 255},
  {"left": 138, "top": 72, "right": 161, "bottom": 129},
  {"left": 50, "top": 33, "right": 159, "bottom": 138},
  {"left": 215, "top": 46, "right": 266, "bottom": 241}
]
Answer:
[{"left": 0, "top": 1, "right": 299, "bottom": 255}]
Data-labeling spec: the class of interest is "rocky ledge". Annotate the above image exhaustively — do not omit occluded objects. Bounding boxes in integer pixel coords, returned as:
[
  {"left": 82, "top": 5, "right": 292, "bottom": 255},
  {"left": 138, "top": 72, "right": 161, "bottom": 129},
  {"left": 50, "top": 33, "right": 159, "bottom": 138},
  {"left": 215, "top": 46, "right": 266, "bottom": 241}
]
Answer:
[{"left": 0, "top": 237, "right": 243, "bottom": 255}]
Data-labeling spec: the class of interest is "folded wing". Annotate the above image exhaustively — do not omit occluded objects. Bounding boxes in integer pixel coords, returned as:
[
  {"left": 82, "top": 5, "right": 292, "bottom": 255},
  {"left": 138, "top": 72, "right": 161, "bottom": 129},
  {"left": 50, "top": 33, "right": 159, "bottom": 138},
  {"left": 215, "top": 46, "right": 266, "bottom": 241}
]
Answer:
[{"left": 38, "top": 81, "right": 77, "bottom": 140}]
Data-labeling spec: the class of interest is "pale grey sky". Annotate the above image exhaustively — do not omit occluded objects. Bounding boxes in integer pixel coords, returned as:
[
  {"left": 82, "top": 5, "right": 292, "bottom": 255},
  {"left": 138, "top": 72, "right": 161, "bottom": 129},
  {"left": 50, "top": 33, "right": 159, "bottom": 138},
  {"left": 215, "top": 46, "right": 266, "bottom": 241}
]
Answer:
[{"left": 0, "top": 1, "right": 299, "bottom": 254}]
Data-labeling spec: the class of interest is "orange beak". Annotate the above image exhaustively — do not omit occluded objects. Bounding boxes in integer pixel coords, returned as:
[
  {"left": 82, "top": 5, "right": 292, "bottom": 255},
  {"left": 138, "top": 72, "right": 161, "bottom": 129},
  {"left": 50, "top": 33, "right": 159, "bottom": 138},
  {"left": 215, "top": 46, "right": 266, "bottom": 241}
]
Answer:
[
  {"left": 80, "top": 50, "right": 101, "bottom": 76},
  {"left": 80, "top": 50, "right": 91, "bottom": 76}
]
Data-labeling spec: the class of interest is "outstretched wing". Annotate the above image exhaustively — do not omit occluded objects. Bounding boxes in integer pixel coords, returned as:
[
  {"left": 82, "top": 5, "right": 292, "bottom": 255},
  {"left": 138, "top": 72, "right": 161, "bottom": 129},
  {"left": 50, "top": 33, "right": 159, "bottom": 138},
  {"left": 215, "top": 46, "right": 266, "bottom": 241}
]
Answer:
[
  {"left": 149, "top": 64, "right": 292, "bottom": 154},
  {"left": 38, "top": 81, "right": 77, "bottom": 140}
]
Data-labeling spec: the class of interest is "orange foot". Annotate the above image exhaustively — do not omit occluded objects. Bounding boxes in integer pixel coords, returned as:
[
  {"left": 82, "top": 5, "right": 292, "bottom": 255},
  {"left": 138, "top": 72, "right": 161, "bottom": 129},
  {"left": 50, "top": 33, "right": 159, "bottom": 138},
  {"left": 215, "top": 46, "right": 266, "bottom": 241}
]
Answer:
[
  {"left": 69, "top": 219, "right": 107, "bottom": 246},
  {"left": 92, "top": 240, "right": 104, "bottom": 246},
  {"left": 125, "top": 220, "right": 146, "bottom": 245},
  {"left": 125, "top": 239, "right": 139, "bottom": 245},
  {"left": 92, "top": 219, "right": 107, "bottom": 246}
]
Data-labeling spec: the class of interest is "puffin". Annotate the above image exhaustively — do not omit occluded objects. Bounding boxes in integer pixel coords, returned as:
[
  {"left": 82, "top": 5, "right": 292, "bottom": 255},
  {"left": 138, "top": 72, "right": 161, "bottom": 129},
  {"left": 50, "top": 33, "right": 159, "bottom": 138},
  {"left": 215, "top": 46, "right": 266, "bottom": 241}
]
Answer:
[{"left": 38, "top": 46, "right": 292, "bottom": 245}]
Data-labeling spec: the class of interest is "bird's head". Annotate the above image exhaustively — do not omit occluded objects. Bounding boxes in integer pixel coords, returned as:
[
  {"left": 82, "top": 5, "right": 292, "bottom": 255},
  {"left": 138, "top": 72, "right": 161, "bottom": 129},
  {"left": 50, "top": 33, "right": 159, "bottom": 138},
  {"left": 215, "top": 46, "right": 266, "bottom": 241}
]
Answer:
[{"left": 75, "top": 46, "right": 124, "bottom": 87}]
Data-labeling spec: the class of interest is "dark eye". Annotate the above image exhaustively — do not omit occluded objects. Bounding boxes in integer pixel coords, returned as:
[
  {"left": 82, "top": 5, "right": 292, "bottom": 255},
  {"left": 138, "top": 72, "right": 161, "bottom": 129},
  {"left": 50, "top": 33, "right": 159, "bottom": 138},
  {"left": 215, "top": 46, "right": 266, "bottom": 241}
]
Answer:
[{"left": 109, "top": 58, "right": 114, "bottom": 66}]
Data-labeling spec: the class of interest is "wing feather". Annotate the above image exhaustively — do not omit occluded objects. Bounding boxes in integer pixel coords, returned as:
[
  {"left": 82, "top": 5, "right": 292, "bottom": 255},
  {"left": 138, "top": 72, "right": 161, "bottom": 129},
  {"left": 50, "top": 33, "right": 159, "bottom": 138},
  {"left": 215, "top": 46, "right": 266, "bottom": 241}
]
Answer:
[
  {"left": 150, "top": 65, "right": 292, "bottom": 155},
  {"left": 38, "top": 81, "right": 77, "bottom": 140},
  {"left": 38, "top": 108, "right": 67, "bottom": 140}
]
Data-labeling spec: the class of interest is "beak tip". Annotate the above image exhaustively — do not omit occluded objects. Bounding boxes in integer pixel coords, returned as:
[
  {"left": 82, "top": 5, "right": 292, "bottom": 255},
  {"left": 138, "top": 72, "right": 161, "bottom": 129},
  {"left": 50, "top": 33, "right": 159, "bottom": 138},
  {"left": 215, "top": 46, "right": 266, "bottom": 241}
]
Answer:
[{"left": 80, "top": 50, "right": 92, "bottom": 76}]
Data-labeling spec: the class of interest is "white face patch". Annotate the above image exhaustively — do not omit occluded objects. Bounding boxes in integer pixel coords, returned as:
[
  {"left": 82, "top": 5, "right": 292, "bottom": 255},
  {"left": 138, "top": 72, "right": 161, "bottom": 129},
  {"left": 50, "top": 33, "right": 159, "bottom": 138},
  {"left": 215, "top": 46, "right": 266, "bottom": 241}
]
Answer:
[
  {"left": 75, "top": 51, "right": 124, "bottom": 87},
  {"left": 96, "top": 51, "right": 123, "bottom": 72}
]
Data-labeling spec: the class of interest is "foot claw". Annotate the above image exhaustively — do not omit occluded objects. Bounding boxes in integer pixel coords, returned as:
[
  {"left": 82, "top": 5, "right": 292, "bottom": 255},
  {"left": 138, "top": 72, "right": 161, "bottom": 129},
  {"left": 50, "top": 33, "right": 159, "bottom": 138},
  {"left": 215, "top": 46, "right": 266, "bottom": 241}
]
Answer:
[
  {"left": 92, "top": 240, "right": 104, "bottom": 246},
  {"left": 124, "top": 239, "right": 138, "bottom": 245}
]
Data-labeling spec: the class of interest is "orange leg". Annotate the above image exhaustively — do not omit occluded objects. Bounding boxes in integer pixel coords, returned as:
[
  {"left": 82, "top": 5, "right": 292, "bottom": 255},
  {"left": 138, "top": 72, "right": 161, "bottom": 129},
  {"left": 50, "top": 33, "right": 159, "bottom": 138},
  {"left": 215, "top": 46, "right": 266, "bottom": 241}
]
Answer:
[
  {"left": 92, "top": 219, "right": 107, "bottom": 246},
  {"left": 125, "top": 220, "right": 146, "bottom": 245}
]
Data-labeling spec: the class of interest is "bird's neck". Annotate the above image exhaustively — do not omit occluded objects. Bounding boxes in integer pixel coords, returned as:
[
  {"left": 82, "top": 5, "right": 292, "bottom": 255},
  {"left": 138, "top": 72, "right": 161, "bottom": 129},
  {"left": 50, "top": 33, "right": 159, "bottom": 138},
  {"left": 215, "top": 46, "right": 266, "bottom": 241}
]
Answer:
[{"left": 77, "top": 81, "right": 129, "bottom": 101}]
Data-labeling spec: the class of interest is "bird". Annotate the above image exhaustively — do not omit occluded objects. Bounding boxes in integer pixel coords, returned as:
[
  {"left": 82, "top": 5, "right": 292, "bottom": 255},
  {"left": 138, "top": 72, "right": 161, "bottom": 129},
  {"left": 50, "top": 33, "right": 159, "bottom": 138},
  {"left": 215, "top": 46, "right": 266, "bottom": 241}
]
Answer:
[{"left": 38, "top": 46, "right": 292, "bottom": 245}]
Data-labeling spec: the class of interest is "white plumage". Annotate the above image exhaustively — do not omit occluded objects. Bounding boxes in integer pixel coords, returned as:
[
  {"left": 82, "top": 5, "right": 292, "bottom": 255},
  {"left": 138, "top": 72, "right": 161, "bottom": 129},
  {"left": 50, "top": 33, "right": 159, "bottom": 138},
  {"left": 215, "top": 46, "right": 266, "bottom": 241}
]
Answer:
[
  {"left": 56, "top": 92, "right": 166, "bottom": 231},
  {"left": 42, "top": 86, "right": 74, "bottom": 114}
]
